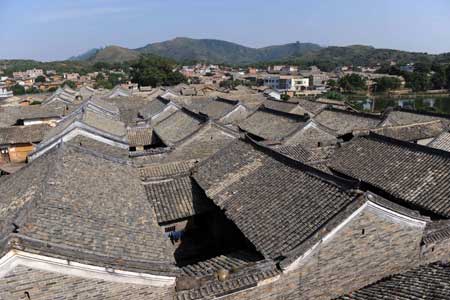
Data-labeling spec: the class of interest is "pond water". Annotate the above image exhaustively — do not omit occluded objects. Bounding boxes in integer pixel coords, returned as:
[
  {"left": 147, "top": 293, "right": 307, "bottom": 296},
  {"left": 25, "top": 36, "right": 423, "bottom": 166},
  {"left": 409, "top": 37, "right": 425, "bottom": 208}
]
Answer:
[{"left": 349, "top": 96, "right": 450, "bottom": 114}]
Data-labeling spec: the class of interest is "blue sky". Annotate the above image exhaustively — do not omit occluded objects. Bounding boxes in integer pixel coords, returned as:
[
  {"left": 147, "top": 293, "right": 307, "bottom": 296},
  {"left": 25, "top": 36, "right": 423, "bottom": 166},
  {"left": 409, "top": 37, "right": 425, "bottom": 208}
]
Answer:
[{"left": 1, "top": 0, "right": 450, "bottom": 61}]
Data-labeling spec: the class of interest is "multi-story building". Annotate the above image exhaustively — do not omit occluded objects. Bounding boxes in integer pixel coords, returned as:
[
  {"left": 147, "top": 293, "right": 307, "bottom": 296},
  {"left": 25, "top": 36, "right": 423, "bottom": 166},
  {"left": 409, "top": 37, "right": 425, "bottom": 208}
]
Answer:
[
  {"left": 263, "top": 75, "right": 309, "bottom": 94},
  {"left": 64, "top": 73, "right": 80, "bottom": 81}
]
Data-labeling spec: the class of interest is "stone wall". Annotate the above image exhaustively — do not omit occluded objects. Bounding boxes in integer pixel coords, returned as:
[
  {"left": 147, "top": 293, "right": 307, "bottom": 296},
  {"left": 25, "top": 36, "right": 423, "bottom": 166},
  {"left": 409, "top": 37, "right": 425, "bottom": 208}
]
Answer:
[
  {"left": 0, "top": 265, "right": 175, "bottom": 300},
  {"left": 219, "top": 203, "right": 425, "bottom": 300},
  {"left": 422, "top": 237, "right": 450, "bottom": 265}
]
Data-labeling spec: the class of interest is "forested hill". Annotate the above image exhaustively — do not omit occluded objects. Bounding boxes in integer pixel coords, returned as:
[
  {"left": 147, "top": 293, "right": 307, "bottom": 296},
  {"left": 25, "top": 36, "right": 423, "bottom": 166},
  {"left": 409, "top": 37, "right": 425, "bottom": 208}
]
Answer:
[
  {"left": 69, "top": 38, "right": 450, "bottom": 68},
  {"left": 70, "top": 37, "right": 322, "bottom": 64}
]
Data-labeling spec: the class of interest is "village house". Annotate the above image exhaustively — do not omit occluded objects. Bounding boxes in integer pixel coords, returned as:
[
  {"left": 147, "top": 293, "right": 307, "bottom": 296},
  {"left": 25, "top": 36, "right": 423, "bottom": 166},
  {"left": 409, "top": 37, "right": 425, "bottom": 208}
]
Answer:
[{"left": 0, "top": 83, "right": 449, "bottom": 299}]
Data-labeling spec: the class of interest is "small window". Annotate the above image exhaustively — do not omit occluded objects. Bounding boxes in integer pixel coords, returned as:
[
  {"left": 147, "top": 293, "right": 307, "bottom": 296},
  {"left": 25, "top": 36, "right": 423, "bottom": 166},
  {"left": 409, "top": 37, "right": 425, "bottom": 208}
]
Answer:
[
  {"left": 361, "top": 229, "right": 365, "bottom": 235},
  {"left": 165, "top": 226, "right": 176, "bottom": 233}
]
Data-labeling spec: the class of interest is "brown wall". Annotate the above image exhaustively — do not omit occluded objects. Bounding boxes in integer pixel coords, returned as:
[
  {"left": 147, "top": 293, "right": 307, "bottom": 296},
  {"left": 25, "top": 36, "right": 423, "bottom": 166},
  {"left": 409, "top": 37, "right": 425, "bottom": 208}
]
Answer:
[{"left": 8, "top": 144, "right": 34, "bottom": 163}]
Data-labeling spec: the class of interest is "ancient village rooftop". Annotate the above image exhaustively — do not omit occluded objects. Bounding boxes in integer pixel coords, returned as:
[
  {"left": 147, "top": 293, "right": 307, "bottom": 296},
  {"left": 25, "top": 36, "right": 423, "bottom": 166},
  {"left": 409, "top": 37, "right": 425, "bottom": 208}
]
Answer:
[{"left": 0, "top": 84, "right": 449, "bottom": 299}]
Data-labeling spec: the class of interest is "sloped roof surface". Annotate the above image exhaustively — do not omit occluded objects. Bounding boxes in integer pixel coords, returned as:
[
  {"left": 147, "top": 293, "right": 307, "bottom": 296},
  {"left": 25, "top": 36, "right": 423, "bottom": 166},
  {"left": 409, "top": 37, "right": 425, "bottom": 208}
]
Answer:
[
  {"left": 329, "top": 133, "right": 450, "bottom": 217},
  {"left": 0, "top": 145, "right": 175, "bottom": 272},
  {"left": 194, "top": 139, "right": 355, "bottom": 259},
  {"left": 338, "top": 262, "right": 450, "bottom": 300}
]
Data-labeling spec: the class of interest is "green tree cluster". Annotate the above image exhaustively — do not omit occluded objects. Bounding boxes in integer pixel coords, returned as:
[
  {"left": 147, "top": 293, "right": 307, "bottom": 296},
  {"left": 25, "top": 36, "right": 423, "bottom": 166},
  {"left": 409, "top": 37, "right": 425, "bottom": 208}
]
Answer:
[
  {"left": 373, "top": 77, "right": 402, "bottom": 93},
  {"left": 35, "top": 75, "right": 46, "bottom": 83},
  {"left": 61, "top": 80, "right": 77, "bottom": 89},
  {"left": 130, "top": 55, "right": 186, "bottom": 87},
  {"left": 11, "top": 84, "right": 25, "bottom": 95},
  {"left": 338, "top": 74, "right": 367, "bottom": 93}
]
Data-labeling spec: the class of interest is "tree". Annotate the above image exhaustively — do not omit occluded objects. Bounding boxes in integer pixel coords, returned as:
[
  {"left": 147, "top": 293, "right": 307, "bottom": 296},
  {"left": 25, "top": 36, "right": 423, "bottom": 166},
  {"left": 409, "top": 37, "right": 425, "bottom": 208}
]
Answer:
[
  {"left": 26, "top": 86, "right": 40, "bottom": 94},
  {"left": 108, "top": 72, "right": 125, "bottom": 86},
  {"left": 94, "top": 80, "right": 113, "bottom": 89},
  {"left": 280, "top": 94, "right": 290, "bottom": 101},
  {"left": 446, "top": 65, "right": 450, "bottom": 90},
  {"left": 413, "top": 62, "right": 431, "bottom": 74},
  {"left": 431, "top": 70, "right": 447, "bottom": 90},
  {"left": 406, "top": 72, "right": 431, "bottom": 92},
  {"left": 95, "top": 73, "right": 105, "bottom": 81},
  {"left": 61, "top": 80, "right": 76, "bottom": 89},
  {"left": 35, "top": 75, "right": 46, "bottom": 83},
  {"left": 93, "top": 62, "right": 110, "bottom": 71},
  {"left": 327, "top": 79, "right": 338, "bottom": 90},
  {"left": 338, "top": 74, "right": 367, "bottom": 93},
  {"left": 323, "top": 91, "right": 344, "bottom": 100},
  {"left": 130, "top": 55, "right": 186, "bottom": 87},
  {"left": 373, "top": 77, "right": 402, "bottom": 93},
  {"left": 11, "top": 84, "right": 25, "bottom": 95}
]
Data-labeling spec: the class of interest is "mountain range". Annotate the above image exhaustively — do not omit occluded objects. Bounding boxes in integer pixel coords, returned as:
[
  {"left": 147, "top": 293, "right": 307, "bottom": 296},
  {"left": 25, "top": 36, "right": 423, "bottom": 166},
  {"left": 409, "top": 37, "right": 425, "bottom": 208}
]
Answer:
[
  {"left": 69, "top": 37, "right": 321, "bottom": 64},
  {"left": 69, "top": 37, "right": 449, "bottom": 67}
]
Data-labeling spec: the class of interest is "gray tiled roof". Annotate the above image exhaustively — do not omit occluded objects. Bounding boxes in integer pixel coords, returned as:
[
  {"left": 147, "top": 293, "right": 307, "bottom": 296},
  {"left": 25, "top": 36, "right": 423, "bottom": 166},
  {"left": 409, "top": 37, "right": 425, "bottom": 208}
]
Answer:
[
  {"left": 314, "top": 108, "right": 383, "bottom": 136},
  {"left": 176, "top": 258, "right": 279, "bottom": 300},
  {"left": 283, "top": 119, "right": 338, "bottom": 148},
  {"left": 144, "top": 176, "right": 214, "bottom": 224},
  {"left": 262, "top": 99, "right": 303, "bottom": 115},
  {"left": 139, "top": 160, "right": 197, "bottom": 181},
  {"left": 428, "top": 131, "right": 450, "bottom": 152},
  {"left": 274, "top": 143, "right": 312, "bottom": 162},
  {"left": 153, "top": 109, "right": 206, "bottom": 145},
  {"left": 165, "top": 122, "right": 239, "bottom": 162},
  {"left": 238, "top": 106, "right": 308, "bottom": 141},
  {"left": 382, "top": 108, "right": 450, "bottom": 128},
  {"left": 355, "top": 120, "right": 444, "bottom": 142},
  {"left": 193, "top": 138, "right": 356, "bottom": 259},
  {"left": 184, "top": 98, "right": 240, "bottom": 120},
  {"left": 293, "top": 98, "right": 327, "bottom": 116},
  {"left": 42, "top": 109, "right": 127, "bottom": 145},
  {"left": 337, "top": 262, "right": 450, "bottom": 300},
  {"left": 329, "top": 133, "right": 450, "bottom": 218},
  {"left": 0, "top": 105, "right": 66, "bottom": 127},
  {"left": 423, "top": 220, "right": 450, "bottom": 244},
  {"left": 139, "top": 97, "right": 170, "bottom": 120},
  {"left": 0, "top": 124, "right": 50, "bottom": 145},
  {"left": 0, "top": 145, "right": 175, "bottom": 274},
  {"left": 127, "top": 126, "right": 153, "bottom": 146},
  {"left": 66, "top": 135, "right": 130, "bottom": 160},
  {"left": 180, "top": 250, "right": 262, "bottom": 277}
]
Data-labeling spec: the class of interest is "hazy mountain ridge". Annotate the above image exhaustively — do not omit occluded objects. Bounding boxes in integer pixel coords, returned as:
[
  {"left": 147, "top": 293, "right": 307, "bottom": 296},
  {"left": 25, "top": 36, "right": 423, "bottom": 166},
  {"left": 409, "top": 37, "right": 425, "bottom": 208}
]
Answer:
[
  {"left": 71, "top": 37, "right": 322, "bottom": 64},
  {"left": 68, "top": 37, "right": 450, "bottom": 66}
]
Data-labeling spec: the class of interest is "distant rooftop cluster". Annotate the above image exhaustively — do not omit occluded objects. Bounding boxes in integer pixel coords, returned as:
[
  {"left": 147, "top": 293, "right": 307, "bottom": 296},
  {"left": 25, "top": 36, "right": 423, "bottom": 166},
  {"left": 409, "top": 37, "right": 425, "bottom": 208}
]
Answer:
[{"left": 0, "top": 82, "right": 450, "bottom": 299}]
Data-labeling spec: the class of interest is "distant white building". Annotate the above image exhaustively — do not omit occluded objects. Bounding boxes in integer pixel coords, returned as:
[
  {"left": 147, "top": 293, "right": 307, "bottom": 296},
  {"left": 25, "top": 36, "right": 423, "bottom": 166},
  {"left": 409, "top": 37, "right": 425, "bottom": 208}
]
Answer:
[
  {"left": 64, "top": 73, "right": 80, "bottom": 81},
  {"left": 263, "top": 75, "right": 309, "bottom": 93},
  {"left": 0, "top": 87, "right": 13, "bottom": 99}
]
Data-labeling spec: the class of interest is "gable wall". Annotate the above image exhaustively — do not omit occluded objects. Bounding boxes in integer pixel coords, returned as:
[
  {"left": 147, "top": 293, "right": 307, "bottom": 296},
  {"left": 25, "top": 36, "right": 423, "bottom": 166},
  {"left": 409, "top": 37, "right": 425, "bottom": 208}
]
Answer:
[
  {"left": 218, "top": 202, "right": 425, "bottom": 300},
  {"left": 0, "top": 265, "right": 174, "bottom": 300},
  {"left": 284, "top": 122, "right": 337, "bottom": 148}
]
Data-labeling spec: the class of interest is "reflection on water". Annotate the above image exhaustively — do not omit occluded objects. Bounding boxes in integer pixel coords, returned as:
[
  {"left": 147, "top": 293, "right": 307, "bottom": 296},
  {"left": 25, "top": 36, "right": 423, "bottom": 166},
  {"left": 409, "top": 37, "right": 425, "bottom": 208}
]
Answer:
[{"left": 350, "top": 96, "right": 450, "bottom": 114}]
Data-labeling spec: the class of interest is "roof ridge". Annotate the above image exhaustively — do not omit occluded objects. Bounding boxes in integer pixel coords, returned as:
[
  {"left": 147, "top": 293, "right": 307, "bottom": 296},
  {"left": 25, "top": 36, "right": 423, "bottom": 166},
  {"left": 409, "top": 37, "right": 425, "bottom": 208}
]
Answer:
[
  {"left": 365, "top": 132, "right": 450, "bottom": 158},
  {"left": 214, "top": 97, "right": 239, "bottom": 106},
  {"left": 180, "top": 106, "right": 209, "bottom": 122},
  {"left": 326, "top": 106, "right": 384, "bottom": 120},
  {"left": 257, "top": 105, "right": 310, "bottom": 122},
  {"left": 243, "top": 135, "right": 359, "bottom": 191},
  {"left": 395, "top": 107, "right": 450, "bottom": 119}
]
